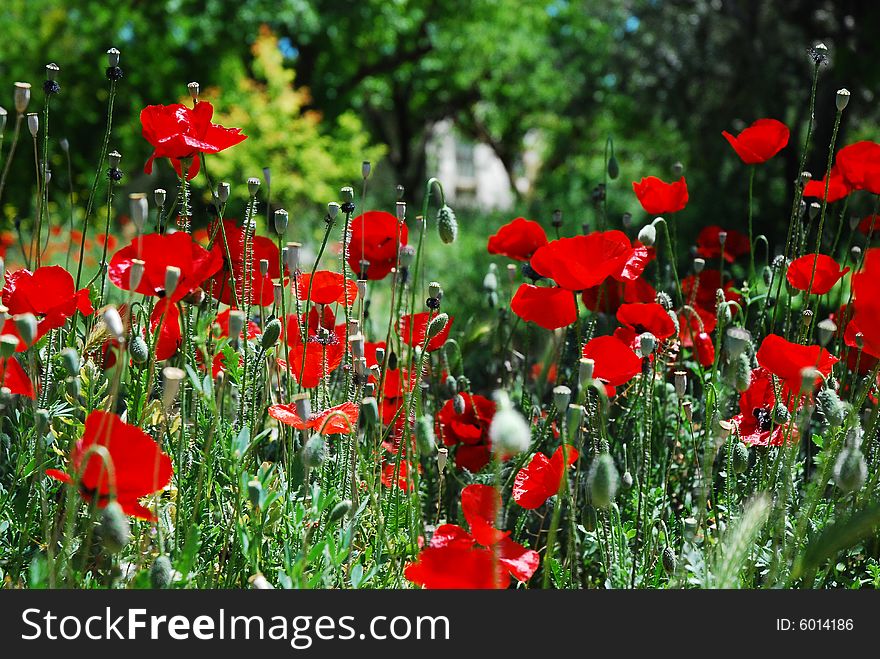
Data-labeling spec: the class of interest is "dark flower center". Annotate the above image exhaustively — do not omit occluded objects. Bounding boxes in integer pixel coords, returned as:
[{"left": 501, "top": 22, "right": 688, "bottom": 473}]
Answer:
[{"left": 752, "top": 407, "right": 773, "bottom": 432}]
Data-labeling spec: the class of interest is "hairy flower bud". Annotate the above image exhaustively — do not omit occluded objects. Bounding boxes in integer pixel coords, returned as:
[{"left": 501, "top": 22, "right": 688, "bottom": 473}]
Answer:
[
  {"left": 426, "top": 313, "right": 449, "bottom": 339},
  {"left": 662, "top": 546, "right": 677, "bottom": 574},
  {"left": 14, "top": 313, "right": 37, "bottom": 347},
  {"left": 150, "top": 555, "right": 173, "bottom": 589},
  {"left": 261, "top": 318, "right": 282, "bottom": 350},
  {"left": 103, "top": 306, "right": 125, "bottom": 341},
  {"left": 834, "top": 446, "right": 866, "bottom": 492},
  {"left": 637, "top": 224, "right": 656, "bottom": 246},
  {"left": 100, "top": 500, "right": 131, "bottom": 553},
  {"left": 129, "top": 335, "right": 149, "bottom": 365},
  {"left": 732, "top": 441, "right": 749, "bottom": 474},
  {"left": 302, "top": 435, "right": 325, "bottom": 469},
  {"left": 437, "top": 204, "right": 458, "bottom": 244},
  {"left": 489, "top": 391, "right": 530, "bottom": 458},
  {"left": 588, "top": 453, "right": 619, "bottom": 509}
]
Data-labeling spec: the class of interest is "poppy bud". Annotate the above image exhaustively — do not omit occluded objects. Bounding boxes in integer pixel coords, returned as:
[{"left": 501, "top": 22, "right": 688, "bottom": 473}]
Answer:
[
  {"left": 552, "top": 385, "right": 571, "bottom": 413},
  {"left": 621, "top": 470, "right": 633, "bottom": 490},
  {"left": 453, "top": 394, "right": 466, "bottom": 415},
  {"left": 674, "top": 370, "right": 687, "bottom": 397},
  {"left": 14, "top": 82, "right": 31, "bottom": 114},
  {"left": 164, "top": 265, "right": 181, "bottom": 299},
  {"left": 489, "top": 391, "right": 530, "bottom": 458},
  {"left": 437, "top": 447, "right": 449, "bottom": 472},
  {"left": 14, "top": 313, "right": 37, "bottom": 346},
  {"left": 800, "top": 366, "right": 821, "bottom": 394},
  {"left": 483, "top": 264, "right": 498, "bottom": 292},
  {"left": 817, "top": 318, "right": 836, "bottom": 346},
  {"left": 724, "top": 326, "right": 751, "bottom": 359},
  {"left": 129, "top": 258, "right": 145, "bottom": 291},
  {"left": 0, "top": 108, "right": 7, "bottom": 135},
  {"left": 247, "top": 177, "right": 261, "bottom": 196},
  {"left": 187, "top": 81, "right": 200, "bottom": 101},
  {"left": 437, "top": 204, "right": 458, "bottom": 244},
  {"left": 607, "top": 155, "right": 620, "bottom": 180},
  {"left": 162, "top": 366, "right": 185, "bottom": 410},
  {"left": 588, "top": 453, "right": 619, "bottom": 509},
  {"left": 637, "top": 224, "right": 656, "bottom": 246},
  {"left": 330, "top": 499, "right": 352, "bottom": 524},
  {"left": 66, "top": 376, "right": 81, "bottom": 398},
  {"left": 662, "top": 546, "right": 677, "bottom": 574},
  {"left": 35, "top": 408, "right": 50, "bottom": 436},
  {"left": 150, "top": 555, "right": 173, "bottom": 589},
  {"left": 247, "top": 478, "right": 262, "bottom": 509},
  {"left": 107, "top": 47, "right": 121, "bottom": 68},
  {"left": 836, "top": 88, "right": 851, "bottom": 112},
  {"left": 261, "top": 318, "right": 282, "bottom": 351},
  {"left": 215, "top": 182, "right": 230, "bottom": 204},
  {"left": 816, "top": 387, "right": 847, "bottom": 429},
  {"left": 638, "top": 332, "right": 656, "bottom": 358},
  {"left": 851, "top": 245, "right": 862, "bottom": 263},
  {"left": 126, "top": 193, "right": 148, "bottom": 233},
  {"left": 301, "top": 435, "right": 325, "bottom": 469},
  {"left": 27, "top": 112, "right": 39, "bottom": 137},
  {"left": 360, "top": 396, "right": 379, "bottom": 426},
  {"left": 732, "top": 441, "right": 749, "bottom": 474},
  {"left": 732, "top": 353, "right": 751, "bottom": 392},
  {"left": 103, "top": 306, "right": 125, "bottom": 341},
  {"left": 427, "top": 313, "right": 449, "bottom": 339},
  {"left": 274, "top": 208, "right": 289, "bottom": 235},
  {"left": 834, "top": 446, "right": 866, "bottom": 492},
  {"left": 415, "top": 414, "right": 436, "bottom": 454},
  {"left": 772, "top": 403, "right": 790, "bottom": 425},
  {"left": 129, "top": 335, "right": 149, "bottom": 365},
  {"left": 693, "top": 257, "right": 705, "bottom": 274},
  {"left": 100, "top": 500, "right": 131, "bottom": 553},
  {"left": 60, "top": 347, "right": 80, "bottom": 376}
]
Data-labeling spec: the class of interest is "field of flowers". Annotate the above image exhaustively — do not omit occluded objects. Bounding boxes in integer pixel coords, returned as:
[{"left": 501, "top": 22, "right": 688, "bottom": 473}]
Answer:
[{"left": 1, "top": 42, "right": 880, "bottom": 590}]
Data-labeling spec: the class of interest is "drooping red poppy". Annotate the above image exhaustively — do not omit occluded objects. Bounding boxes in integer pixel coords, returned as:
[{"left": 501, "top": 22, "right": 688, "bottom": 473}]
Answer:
[
  {"left": 0, "top": 356, "right": 34, "bottom": 398},
  {"left": 803, "top": 165, "right": 852, "bottom": 203},
  {"left": 581, "top": 335, "right": 642, "bottom": 391},
  {"left": 437, "top": 393, "right": 496, "bottom": 473},
  {"left": 405, "top": 484, "right": 539, "bottom": 589},
  {"left": 850, "top": 248, "right": 880, "bottom": 358},
  {"left": 487, "top": 217, "right": 548, "bottom": 261},
  {"left": 581, "top": 277, "right": 656, "bottom": 313},
  {"left": 140, "top": 102, "right": 247, "bottom": 180},
  {"left": 296, "top": 271, "right": 357, "bottom": 307},
  {"left": 530, "top": 231, "right": 650, "bottom": 291},
  {"left": 727, "top": 368, "right": 798, "bottom": 447},
  {"left": 756, "top": 334, "right": 837, "bottom": 400},
  {"left": 679, "top": 305, "right": 716, "bottom": 348},
  {"left": 632, "top": 176, "right": 689, "bottom": 215},
  {"left": 512, "top": 445, "right": 579, "bottom": 510},
  {"left": 397, "top": 312, "right": 453, "bottom": 352},
  {"left": 46, "top": 410, "right": 172, "bottom": 520},
  {"left": 722, "top": 118, "right": 790, "bottom": 165},
  {"left": 693, "top": 331, "right": 715, "bottom": 367},
  {"left": 786, "top": 254, "right": 849, "bottom": 296},
  {"left": 857, "top": 215, "right": 880, "bottom": 236},
  {"left": 2, "top": 266, "right": 94, "bottom": 350},
  {"left": 510, "top": 284, "right": 577, "bottom": 330},
  {"left": 835, "top": 141, "right": 880, "bottom": 195},
  {"left": 268, "top": 401, "right": 358, "bottom": 434},
  {"left": 348, "top": 211, "right": 408, "bottom": 280},
  {"left": 616, "top": 302, "right": 676, "bottom": 340},
  {"left": 277, "top": 323, "right": 347, "bottom": 388},
  {"left": 204, "top": 220, "right": 280, "bottom": 307},
  {"left": 109, "top": 232, "right": 223, "bottom": 303},
  {"left": 695, "top": 226, "right": 751, "bottom": 263}
]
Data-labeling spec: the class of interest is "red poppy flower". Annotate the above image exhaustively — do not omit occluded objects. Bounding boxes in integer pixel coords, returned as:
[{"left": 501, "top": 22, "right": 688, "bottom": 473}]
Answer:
[
  {"left": 835, "top": 141, "right": 880, "bottom": 195},
  {"left": 0, "top": 357, "right": 34, "bottom": 398},
  {"left": 632, "top": 176, "right": 688, "bottom": 215},
  {"left": 510, "top": 284, "right": 577, "bottom": 330},
  {"left": 693, "top": 331, "right": 715, "bottom": 367},
  {"left": 277, "top": 323, "right": 347, "bottom": 388},
  {"left": 512, "top": 445, "right": 579, "bottom": 510},
  {"left": 437, "top": 393, "right": 496, "bottom": 473},
  {"left": 348, "top": 211, "right": 408, "bottom": 280},
  {"left": 696, "top": 226, "right": 751, "bottom": 263},
  {"left": 681, "top": 269, "right": 740, "bottom": 313},
  {"left": 397, "top": 312, "right": 453, "bottom": 352},
  {"left": 581, "top": 277, "right": 656, "bottom": 313},
  {"left": 786, "top": 254, "right": 849, "bottom": 296},
  {"left": 756, "top": 334, "right": 837, "bottom": 400},
  {"left": 582, "top": 335, "right": 642, "bottom": 390},
  {"left": 296, "top": 271, "right": 357, "bottom": 306},
  {"left": 204, "top": 220, "right": 280, "bottom": 307},
  {"left": 616, "top": 302, "right": 676, "bottom": 340},
  {"left": 268, "top": 401, "right": 358, "bottom": 434},
  {"left": 405, "top": 484, "right": 539, "bottom": 589},
  {"left": 381, "top": 458, "right": 419, "bottom": 492},
  {"left": 487, "top": 217, "right": 548, "bottom": 261},
  {"left": 678, "top": 305, "right": 717, "bottom": 348},
  {"left": 109, "top": 232, "right": 222, "bottom": 303},
  {"left": 850, "top": 248, "right": 880, "bottom": 358},
  {"left": 284, "top": 306, "right": 338, "bottom": 348},
  {"left": 728, "top": 368, "right": 797, "bottom": 447},
  {"left": 140, "top": 102, "right": 247, "bottom": 180},
  {"left": 722, "top": 118, "right": 790, "bottom": 165},
  {"left": 214, "top": 308, "right": 261, "bottom": 340},
  {"left": 856, "top": 215, "right": 880, "bottom": 236},
  {"left": 149, "top": 299, "right": 182, "bottom": 361},
  {"left": 803, "top": 165, "right": 852, "bottom": 203},
  {"left": 2, "top": 266, "right": 94, "bottom": 349},
  {"left": 530, "top": 231, "right": 650, "bottom": 291},
  {"left": 0, "top": 231, "right": 14, "bottom": 258},
  {"left": 46, "top": 410, "right": 172, "bottom": 520}
]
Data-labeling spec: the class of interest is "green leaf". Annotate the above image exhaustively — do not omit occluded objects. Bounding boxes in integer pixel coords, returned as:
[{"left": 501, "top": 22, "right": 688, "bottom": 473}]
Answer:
[{"left": 794, "top": 504, "right": 880, "bottom": 580}]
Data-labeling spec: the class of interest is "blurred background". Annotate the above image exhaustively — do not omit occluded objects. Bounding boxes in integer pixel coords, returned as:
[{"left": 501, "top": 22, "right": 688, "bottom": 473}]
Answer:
[{"left": 0, "top": 0, "right": 878, "bottom": 318}]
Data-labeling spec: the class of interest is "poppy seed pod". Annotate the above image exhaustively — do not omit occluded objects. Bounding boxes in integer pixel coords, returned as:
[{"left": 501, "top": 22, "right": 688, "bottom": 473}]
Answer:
[
  {"left": 427, "top": 313, "right": 449, "bottom": 339},
  {"left": 809, "top": 42, "right": 829, "bottom": 65},
  {"left": 437, "top": 204, "right": 458, "bottom": 244},
  {"left": 247, "top": 177, "right": 261, "bottom": 196},
  {"left": 128, "top": 258, "right": 146, "bottom": 291},
  {"left": 108, "top": 150, "right": 122, "bottom": 169},
  {"left": 164, "top": 265, "right": 181, "bottom": 299},
  {"left": 301, "top": 435, "right": 325, "bottom": 469},
  {"left": 187, "top": 81, "right": 199, "bottom": 101},
  {"left": 672, "top": 162, "right": 684, "bottom": 177},
  {"left": 217, "top": 182, "right": 230, "bottom": 203},
  {"left": 588, "top": 453, "right": 618, "bottom": 509},
  {"left": 129, "top": 335, "right": 149, "bottom": 365},
  {"left": 0, "top": 107, "right": 7, "bottom": 135},
  {"left": 399, "top": 244, "right": 416, "bottom": 268},
  {"left": 415, "top": 414, "right": 436, "bottom": 454},
  {"left": 0, "top": 334, "right": 20, "bottom": 358},
  {"left": 292, "top": 393, "right": 311, "bottom": 421},
  {"left": 552, "top": 385, "right": 571, "bottom": 413},
  {"left": 103, "top": 306, "right": 125, "bottom": 341},
  {"left": 356, "top": 280, "right": 367, "bottom": 301},
  {"left": 361, "top": 160, "right": 371, "bottom": 179},
  {"left": 637, "top": 223, "right": 656, "bottom": 246},
  {"left": 27, "top": 112, "right": 39, "bottom": 137},
  {"left": 724, "top": 326, "right": 752, "bottom": 359},
  {"left": 100, "top": 501, "right": 131, "bottom": 553},
  {"left": 162, "top": 367, "right": 185, "bottom": 411},
  {"left": 851, "top": 245, "right": 862, "bottom": 263},
  {"left": 153, "top": 188, "right": 166, "bottom": 207},
  {"left": 809, "top": 202, "right": 820, "bottom": 220},
  {"left": 349, "top": 333, "right": 365, "bottom": 359},
  {"left": 579, "top": 357, "right": 595, "bottom": 384},
  {"left": 395, "top": 201, "right": 406, "bottom": 222},
  {"left": 285, "top": 242, "right": 301, "bottom": 272},
  {"left": 14, "top": 82, "right": 31, "bottom": 114},
  {"left": 817, "top": 318, "right": 837, "bottom": 346},
  {"left": 14, "top": 313, "right": 37, "bottom": 346},
  {"left": 129, "top": 193, "right": 148, "bottom": 232},
  {"left": 340, "top": 187, "right": 354, "bottom": 204},
  {"left": 717, "top": 231, "right": 727, "bottom": 246},
  {"left": 693, "top": 257, "right": 705, "bottom": 274},
  {"left": 674, "top": 370, "right": 687, "bottom": 397},
  {"left": 621, "top": 212, "right": 632, "bottom": 229},
  {"left": 836, "top": 88, "right": 851, "bottom": 112},
  {"left": 552, "top": 209, "right": 563, "bottom": 228},
  {"left": 489, "top": 395, "right": 531, "bottom": 459},
  {"left": 638, "top": 332, "right": 656, "bottom": 358},
  {"left": 261, "top": 318, "right": 282, "bottom": 351},
  {"left": 274, "top": 208, "right": 289, "bottom": 235},
  {"left": 360, "top": 396, "right": 379, "bottom": 426},
  {"left": 150, "top": 555, "right": 173, "bottom": 589},
  {"left": 327, "top": 202, "right": 341, "bottom": 221},
  {"left": 107, "top": 47, "right": 121, "bottom": 68},
  {"left": 259, "top": 258, "right": 269, "bottom": 278},
  {"left": 437, "top": 447, "right": 449, "bottom": 473}
]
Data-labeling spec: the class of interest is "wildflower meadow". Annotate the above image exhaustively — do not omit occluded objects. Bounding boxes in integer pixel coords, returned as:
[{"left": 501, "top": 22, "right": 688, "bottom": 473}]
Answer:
[{"left": 1, "top": 17, "right": 880, "bottom": 600}]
